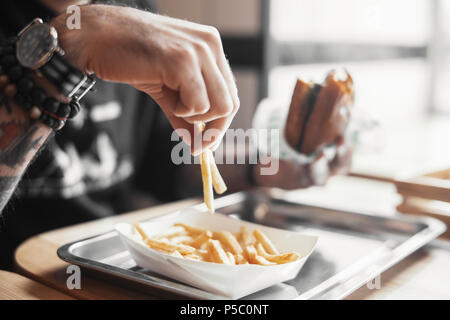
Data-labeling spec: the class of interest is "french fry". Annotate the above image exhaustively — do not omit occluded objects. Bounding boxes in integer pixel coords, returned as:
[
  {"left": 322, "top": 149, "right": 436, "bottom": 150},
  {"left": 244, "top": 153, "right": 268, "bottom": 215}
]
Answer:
[
  {"left": 271, "top": 253, "right": 299, "bottom": 264},
  {"left": 174, "top": 223, "right": 206, "bottom": 235},
  {"left": 226, "top": 252, "right": 236, "bottom": 265},
  {"left": 206, "top": 149, "right": 227, "bottom": 194},
  {"left": 216, "top": 231, "right": 243, "bottom": 255},
  {"left": 244, "top": 245, "right": 275, "bottom": 266},
  {"left": 168, "top": 250, "right": 184, "bottom": 258},
  {"left": 187, "top": 230, "right": 213, "bottom": 248},
  {"left": 255, "top": 243, "right": 269, "bottom": 258},
  {"left": 207, "top": 239, "right": 231, "bottom": 264},
  {"left": 144, "top": 238, "right": 196, "bottom": 255},
  {"left": 200, "top": 249, "right": 212, "bottom": 262},
  {"left": 253, "top": 229, "right": 279, "bottom": 255},
  {"left": 154, "top": 226, "right": 187, "bottom": 239},
  {"left": 134, "top": 223, "right": 149, "bottom": 241},
  {"left": 197, "top": 122, "right": 227, "bottom": 212},
  {"left": 170, "top": 235, "right": 194, "bottom": 244},
  {"left": 256, "top": 243, "right": 300, "bottom": 264},
  {"left": 197, "top": 122, "right": 215, "bottom": 213},
  {"left": 197, "top": 122, "right": 206, "bottom": 132},
  {"left": 184, "top": 253, "right": 202, "bottom": 261},
  {"left": 196, "top": 248, "right": 209, "bottom": 258},
  {"left": 234, "top": 254, "right": 248, "bottom": 265},
  {"left": 200, "top": 150, "right": 214, "bottom": 213},
  {"left": 239, "top": 226, "right": 255, "bottom": 247}
]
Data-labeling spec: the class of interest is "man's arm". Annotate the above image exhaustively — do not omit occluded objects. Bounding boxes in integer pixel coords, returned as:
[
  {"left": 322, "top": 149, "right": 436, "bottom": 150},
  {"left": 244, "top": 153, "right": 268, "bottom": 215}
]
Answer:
[
  {"left": 1, "top": 3, "right": 242, "bottom": 212},
  {"left": 0, "top": 91, "right": 51, "bottom": 213}
]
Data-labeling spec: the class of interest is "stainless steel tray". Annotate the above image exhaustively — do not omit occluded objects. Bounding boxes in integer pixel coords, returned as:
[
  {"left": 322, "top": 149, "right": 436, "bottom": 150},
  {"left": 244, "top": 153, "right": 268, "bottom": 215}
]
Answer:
[{"left": 57, "top": 191, "right": 446, "bottom": 299}]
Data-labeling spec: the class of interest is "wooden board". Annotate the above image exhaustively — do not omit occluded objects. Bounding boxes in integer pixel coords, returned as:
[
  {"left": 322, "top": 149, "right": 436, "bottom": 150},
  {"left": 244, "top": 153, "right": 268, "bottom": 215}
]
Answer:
[
  {"left": 0, "top": 270, "right": 73, "bottom": 300},
  {"left": 395, "top": 168, "right": 450, "bottom": 239}
]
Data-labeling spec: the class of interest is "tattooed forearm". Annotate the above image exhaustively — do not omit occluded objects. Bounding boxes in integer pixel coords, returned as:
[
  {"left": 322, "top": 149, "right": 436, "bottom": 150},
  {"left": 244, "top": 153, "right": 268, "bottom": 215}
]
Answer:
[
  {"left": 0, "top": 121, "right": 43, "bottom": 168},
  {"left": 0, "top": 175, "right": 20, "bottom": 214},
  {"left": 0, "top": 101, "right": 51, "bottom": 214}
]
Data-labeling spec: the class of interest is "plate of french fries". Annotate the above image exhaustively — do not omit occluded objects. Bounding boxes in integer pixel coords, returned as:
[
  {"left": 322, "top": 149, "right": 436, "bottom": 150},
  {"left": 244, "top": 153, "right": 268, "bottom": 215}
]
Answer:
[{"left": 115, "top": 209, "right": 318, "bottom": 299}]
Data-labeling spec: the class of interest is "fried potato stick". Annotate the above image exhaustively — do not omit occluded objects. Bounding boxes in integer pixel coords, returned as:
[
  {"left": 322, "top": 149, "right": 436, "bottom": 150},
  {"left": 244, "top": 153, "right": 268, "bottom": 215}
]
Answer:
[
  {"left": 197, "top": 122, "right": 227, "bottom": 212},
  {"left": 174, "top": 223, "right": 205, "bottom": 235},
  {"left": 207, "top": 239, "right": 231, "bottom": 264},
  {"left": 184, "top": 253, "right": 202, "bottom": 261},
  {"left": 256, "top": 243, "right": 300, "bottom": 264},
  {"left": 145, "top": 238, "right": 195, "bottom": 255},
  {"left": 170, "top": 235, "right": 194, "bottom": 244},
  {"left": 134, "top": 223, "right": 149, "bottom": 241},
  {"left": 216, "top": 231, "right": 243, "bottom": 255},
  {"left": 200, "top": 150, "right": 214, "bottom": 213},
  {"left": 206, "top": 149, "right": 227, "bottom": 194},
  {"left": 234, "top": 254, "right": 248, "bottom": 265},
  {"left": 244, "top": 245, "right": 275, "bottom": 266},
  {"left": 253, "top": 229, "right": 279, "bottom": 255},
  {"left": 187, "top": 230, "right": 213, "bottom": 248},
  {"left": 154, "top": 226, "right": 187, "bottom": 239},
  {"left": 168, "top": 250, "right": 183, "bottom": 258},
  {"left": 239, "top": 226, "right": 255, "bottom": 247},
  {"left": 226, "top": 252, "right": 236, "bottom": 265}
]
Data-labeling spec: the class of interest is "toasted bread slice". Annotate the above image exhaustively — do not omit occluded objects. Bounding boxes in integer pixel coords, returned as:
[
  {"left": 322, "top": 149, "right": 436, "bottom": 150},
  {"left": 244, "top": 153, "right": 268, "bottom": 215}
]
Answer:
[
  {"left": 284, "top": 79, "right": 315, "bottom": 150},
  {"left": 284, "top": 70, "right": 354, "bottom": 154}
]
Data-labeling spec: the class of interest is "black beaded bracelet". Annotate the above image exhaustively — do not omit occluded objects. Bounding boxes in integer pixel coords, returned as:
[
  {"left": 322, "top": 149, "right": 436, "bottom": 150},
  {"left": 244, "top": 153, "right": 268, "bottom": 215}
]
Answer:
[{"left": 0, "top": 37, "right": 82, "bottom": 130}]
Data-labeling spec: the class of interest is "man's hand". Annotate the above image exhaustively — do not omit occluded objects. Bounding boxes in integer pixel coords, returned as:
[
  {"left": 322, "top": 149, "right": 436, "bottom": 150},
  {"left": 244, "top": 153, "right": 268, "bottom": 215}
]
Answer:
[
  {"left": 253, "top": 137, "right": 352, "bottom": 189},
  {"left": 52, "top": 5, "right": 239, "bottom": 155}
]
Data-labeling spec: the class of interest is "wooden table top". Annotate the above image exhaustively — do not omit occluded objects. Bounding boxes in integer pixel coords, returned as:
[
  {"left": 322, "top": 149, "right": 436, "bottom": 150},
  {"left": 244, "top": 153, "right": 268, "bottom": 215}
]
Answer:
[
  {"left": 15, "top": 199, "right": 199, "bottom": 300},
  {"left": 13, "top": 177, "right": 450, "bottom": 299},
  {"left": 0, "top": 270, "right": 73, "bottom": 300}
]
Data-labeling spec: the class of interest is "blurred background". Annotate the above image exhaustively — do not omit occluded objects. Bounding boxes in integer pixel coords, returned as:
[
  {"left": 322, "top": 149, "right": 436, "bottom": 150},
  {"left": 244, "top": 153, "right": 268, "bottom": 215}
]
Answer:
[{"left": 156, "top": 0, "right": 450, "bottom": 183}]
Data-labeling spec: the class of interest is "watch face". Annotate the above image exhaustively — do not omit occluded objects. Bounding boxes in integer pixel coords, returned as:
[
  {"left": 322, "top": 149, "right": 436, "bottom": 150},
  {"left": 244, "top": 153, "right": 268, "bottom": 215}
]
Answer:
[{"left": 16, "top": 24, "right": 58, "bottom": 69}]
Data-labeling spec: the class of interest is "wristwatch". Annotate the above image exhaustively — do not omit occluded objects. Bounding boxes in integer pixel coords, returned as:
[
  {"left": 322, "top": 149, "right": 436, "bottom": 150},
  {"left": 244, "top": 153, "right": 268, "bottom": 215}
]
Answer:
[{"left": 15, "top": 18, "right": 95, "bottom": 100}]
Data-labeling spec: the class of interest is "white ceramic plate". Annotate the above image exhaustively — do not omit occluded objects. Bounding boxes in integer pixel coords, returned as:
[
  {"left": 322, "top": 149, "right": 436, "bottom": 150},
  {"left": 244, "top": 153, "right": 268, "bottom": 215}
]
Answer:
[{"left": 115, "top": 208, "right": 318, "bottom": 299}]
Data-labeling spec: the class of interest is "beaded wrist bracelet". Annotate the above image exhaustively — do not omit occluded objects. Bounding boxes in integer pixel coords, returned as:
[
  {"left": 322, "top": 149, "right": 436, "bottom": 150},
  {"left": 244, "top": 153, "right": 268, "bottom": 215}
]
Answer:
[{"left": 0, "top": 37, "right": 83, "bottom": 131}]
